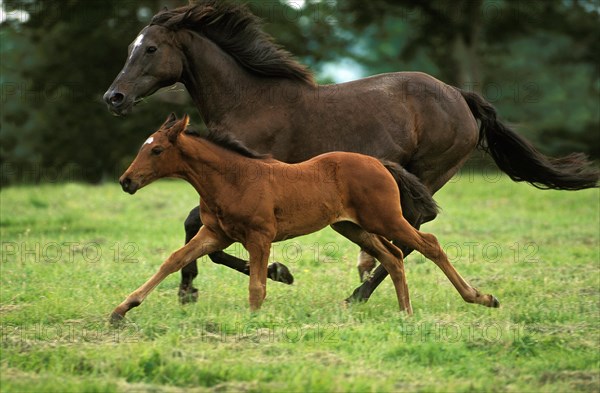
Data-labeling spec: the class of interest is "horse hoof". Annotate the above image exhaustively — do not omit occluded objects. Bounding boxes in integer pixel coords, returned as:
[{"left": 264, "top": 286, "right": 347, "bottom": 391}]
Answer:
[
  {"left": 110, "top": 311, "right": 124, "bottom": 326},
  {"left": 489, "top": 295, "right": 500, "bottom": 308},
  {"left": 344, "top": 286, "right": 370, "bottom": 304},
  {"left": 178, "top": 287, "right": 199, "bottom": 304},
  {"left": 268, "top": 262, "right": 294, "bottom": 285}
]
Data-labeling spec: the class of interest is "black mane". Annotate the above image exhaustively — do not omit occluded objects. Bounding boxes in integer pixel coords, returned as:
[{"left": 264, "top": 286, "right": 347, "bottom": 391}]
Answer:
[
  {"left": 150, "top": 1, "right": 315, "bottom": 85},
  {"left": 184, "top": 128, "right": 269, "bottom": 160}
]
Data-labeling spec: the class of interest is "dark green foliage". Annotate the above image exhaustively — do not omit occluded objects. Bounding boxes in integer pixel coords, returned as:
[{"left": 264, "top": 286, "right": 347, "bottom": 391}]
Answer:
[
  {"left": 1, "top": 0, "right": 598, "bottom": 184},
  {"left": 1, "top": 0, "right": 193, "bottom": 184},
  {"left": 341, "top": 0, "right": 600, "bottom": 158}
]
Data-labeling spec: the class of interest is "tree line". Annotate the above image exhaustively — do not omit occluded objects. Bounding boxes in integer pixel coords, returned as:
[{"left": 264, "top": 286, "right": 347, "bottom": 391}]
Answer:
[{"left": 1, "top": 0, "right": 598, "bottom": 184}]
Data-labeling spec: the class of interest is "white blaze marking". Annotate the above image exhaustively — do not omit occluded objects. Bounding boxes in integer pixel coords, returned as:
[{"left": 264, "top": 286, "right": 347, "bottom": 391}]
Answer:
[
  {"left": 128, "top": 34, "right": 144, "bottom": 60},
  {"left": 133, "top": 34, "right": 144, "bottom": 48},
  {"left": 144, "top": 136, "right": 154, "bottom": 145}
]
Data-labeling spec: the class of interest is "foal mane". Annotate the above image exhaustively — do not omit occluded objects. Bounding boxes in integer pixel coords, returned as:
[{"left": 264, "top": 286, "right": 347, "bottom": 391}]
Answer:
[
  {"left": 184, "top": 128, "right": 269, "bottom": 160},
  {"left": 150, "top": 0, "right": 315, "bottom": 85}
]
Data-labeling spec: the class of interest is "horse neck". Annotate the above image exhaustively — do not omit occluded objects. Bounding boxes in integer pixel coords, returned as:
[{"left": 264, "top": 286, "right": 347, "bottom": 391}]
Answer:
[
  {"left": 177, "top": 30, "right": 311, "bottom": 129},
  {"left": 177, "top": 137, "right": 259, "bottom": 206},
  {"left": 177, "top": 31, "right": 254, "bottom": 126}
]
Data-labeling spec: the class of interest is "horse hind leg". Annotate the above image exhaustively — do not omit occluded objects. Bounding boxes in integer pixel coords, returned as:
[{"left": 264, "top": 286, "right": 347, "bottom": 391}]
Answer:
[
  {"left": 390, "top": 218, "right": 500, "bottom": 308},
  {"left": 373, "top": 235, "right": 412, "bottom": 314},
  {"left": 331, "top": 222, "right": 412, "bottom": 314},
  {"left": 344, "top": 156, "right": 469, "bottom": 304},
  {"left": 357, "top": 250, "right": 377, "bottom": 282},
  {"left": 346, "top": 213, "right": 425, "bottom": 303}
]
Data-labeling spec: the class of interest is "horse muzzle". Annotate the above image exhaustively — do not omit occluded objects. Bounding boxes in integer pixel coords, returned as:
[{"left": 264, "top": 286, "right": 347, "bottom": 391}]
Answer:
[
  {"left": 119, "top": 176, "right": 139, "bottom": 195},
  {"left": 103, "top": 89, "right": 134, "bottom": 116}
]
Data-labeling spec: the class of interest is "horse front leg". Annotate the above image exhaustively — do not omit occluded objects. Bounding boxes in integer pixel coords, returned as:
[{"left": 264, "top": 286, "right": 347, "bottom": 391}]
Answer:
[
  {"left": 111, "top": 227, "right": 232, "bottom": 323},
  {"left": 244, "top": 234, "right": 272, "bottom": 311},
  {"left": 179, "top": 206, "right": 201, "bottom": 304},
  {"left": 179, "top": 206, "right": 294, "bottom": 305}
]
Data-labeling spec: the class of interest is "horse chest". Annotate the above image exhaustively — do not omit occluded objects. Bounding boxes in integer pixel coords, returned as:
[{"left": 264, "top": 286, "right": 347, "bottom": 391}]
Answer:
[{"left": 213, "top": 206, "right": 274, "bottom": 243}]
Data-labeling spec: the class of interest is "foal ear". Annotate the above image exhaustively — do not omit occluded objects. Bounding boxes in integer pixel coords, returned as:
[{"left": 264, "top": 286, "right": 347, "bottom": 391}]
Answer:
[
  {"left": 162, "top": 112, "right": 178, "bottom": 129},
  {"left": 166, "top": 114, "right": 190, "bottom": 143}
]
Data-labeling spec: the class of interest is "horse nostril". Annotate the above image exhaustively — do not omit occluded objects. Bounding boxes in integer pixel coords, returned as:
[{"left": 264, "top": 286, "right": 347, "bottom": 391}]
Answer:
[
  {"left": 110, "top": 92, "right": 125, "bottom": 106},
  {"left": 120, "top": 177, "right": 131, "bottom": 191}
]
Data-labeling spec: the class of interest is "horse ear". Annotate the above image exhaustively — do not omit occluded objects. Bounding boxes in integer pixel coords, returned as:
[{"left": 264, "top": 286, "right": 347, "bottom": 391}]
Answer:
[
  {"left": 167, "top": 114, "right": 190, "bottom": 143},
  {"left": 162, "top": 112, "right": 177, "bottom": 129}
]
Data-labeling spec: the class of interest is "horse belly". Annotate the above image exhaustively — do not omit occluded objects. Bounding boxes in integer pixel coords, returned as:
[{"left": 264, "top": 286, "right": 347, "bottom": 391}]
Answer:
[{"left": 272, "top": 197, "right": 340, "bottom": 242}]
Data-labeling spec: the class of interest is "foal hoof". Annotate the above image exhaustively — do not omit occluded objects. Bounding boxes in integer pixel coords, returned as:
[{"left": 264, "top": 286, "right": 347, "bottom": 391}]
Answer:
[
  {"left": 178, "top": 287, "right": 199, "bottom": 304},
  {"left": 268, "top": 262, "right": 294, "bottom": 285},
  {"left": 489, "top": 295, "right": 500, "bottom": 308},
  {"left": 109, "top": 311, "right": 125, "bottom": 326}
]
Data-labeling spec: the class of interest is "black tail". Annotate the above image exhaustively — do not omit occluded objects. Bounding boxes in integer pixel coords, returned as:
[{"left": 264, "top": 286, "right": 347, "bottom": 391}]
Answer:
[
  {"left": 460, "top": 89, "right": 599, "bottom": 190},
  {"left": 381, "top": 160, "right": 439, "bottom": 224}
]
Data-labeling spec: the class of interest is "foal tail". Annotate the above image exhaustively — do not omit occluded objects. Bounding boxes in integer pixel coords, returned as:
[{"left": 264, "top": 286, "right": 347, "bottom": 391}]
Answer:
[
  {"left": 459, "top": 89, "right": 599, "bottom": 190},
  {"left": 381, "top": 160, "right": 439, "bottom": 224}
]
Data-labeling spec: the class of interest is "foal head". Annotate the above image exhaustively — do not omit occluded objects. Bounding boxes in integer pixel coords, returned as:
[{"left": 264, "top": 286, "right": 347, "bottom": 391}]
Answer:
[{"left": 119, "top": 113, "right": 189, "bottom": 194}]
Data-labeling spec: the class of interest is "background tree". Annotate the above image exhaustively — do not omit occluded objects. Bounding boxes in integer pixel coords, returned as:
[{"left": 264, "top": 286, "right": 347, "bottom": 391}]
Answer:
[
  {"left": 340, "top": 0, "right": 599, "bottom": 156},
  {"left": 1, "top": 0, "right": 598, "bottom": 185}
]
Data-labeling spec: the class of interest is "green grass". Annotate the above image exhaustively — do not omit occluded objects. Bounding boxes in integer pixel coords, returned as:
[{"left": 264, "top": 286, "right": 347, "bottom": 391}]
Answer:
[{"left": 1, "top": 174, "right": 598, "bottom": 392}]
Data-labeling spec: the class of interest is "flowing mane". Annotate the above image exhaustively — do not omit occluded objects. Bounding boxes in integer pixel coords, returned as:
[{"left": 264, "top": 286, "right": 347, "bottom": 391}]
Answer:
[
  {"left": 184, "top": 128, "right": 269, "bottom": 160},
  {"left": 150, "top": 1, "right": 315, "bottom": 85}
]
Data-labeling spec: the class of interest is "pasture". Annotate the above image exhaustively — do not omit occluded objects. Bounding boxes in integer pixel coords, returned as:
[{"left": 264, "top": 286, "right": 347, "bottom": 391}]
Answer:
[{"left": 1, "top": 173, "right": 598, "bottom": 392}]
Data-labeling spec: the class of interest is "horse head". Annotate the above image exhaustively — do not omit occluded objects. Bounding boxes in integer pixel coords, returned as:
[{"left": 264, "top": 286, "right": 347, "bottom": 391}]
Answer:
[
  {"left": 119, "top": 113, "right": 189, "bottom": 194},
  {"left": 104, "top": 25, "right": 183, "bottom": 116}
]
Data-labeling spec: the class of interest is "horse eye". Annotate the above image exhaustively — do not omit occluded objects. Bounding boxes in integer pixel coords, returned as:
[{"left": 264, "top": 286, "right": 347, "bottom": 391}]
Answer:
[
  {"left": 151, "top": 146, "right": 163, "bottom": 155},
  {"left": 146, "top": 46, "right": 157, "bottom": 54}
]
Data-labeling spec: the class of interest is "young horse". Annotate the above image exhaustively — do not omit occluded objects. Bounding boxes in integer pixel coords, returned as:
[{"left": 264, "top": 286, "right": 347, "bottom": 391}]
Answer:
[
  {"left": 111, "top": 114, "right": 499, "bottom": 322},
  {"left": 104, "top": 2, "right": 599, "bottom": 305}
]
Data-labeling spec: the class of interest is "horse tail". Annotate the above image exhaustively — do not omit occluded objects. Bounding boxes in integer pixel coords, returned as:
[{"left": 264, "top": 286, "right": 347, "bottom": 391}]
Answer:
[
  {"left": 459, "top": 89, "right": 598, "bottom": 190},
  {"left": 381, "top": 160, "right": 439, "bottom": 224}
]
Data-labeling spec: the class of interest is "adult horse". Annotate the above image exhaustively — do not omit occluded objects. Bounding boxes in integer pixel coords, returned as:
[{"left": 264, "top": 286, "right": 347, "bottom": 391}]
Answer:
[{"left": 104, "top": 1, "right": 598, "bottom": 304}]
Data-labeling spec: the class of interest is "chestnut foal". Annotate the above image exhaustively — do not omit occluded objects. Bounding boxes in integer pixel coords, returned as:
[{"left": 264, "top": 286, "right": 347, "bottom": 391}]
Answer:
[{"left": 112, "top": 114, "right": 499, "bottom": 322}]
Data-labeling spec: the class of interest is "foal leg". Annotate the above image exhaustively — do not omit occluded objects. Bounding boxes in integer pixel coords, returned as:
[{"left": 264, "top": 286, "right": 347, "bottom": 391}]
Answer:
[
  {"left": 390, "top": 218, "right": 499, "bottom": 308},
  {"left": 346, "top": 198, "right": 429, "bottom": 302},
  {"left": 179, "top": 206, "right": 294, "bottom": 304},
  {"left": 111, "top": 227, "right": 231, "bottom": 323},
  {"left": 332, "top": 222, "right": 412, "bottom": 314},
  {"left": 346, "top": 218, "right": 422, "bottom": 303},
  {"left": 357, "top": 250, "right": 377, "bottom": 282},
  {"left": 244, "top": 234, "right": 272, "bottom": 311}
]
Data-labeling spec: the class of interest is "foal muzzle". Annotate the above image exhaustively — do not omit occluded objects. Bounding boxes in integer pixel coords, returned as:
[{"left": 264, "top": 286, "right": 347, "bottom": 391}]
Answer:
[{"left": 119, "top": 177, "right": 139, "bottom": 195}]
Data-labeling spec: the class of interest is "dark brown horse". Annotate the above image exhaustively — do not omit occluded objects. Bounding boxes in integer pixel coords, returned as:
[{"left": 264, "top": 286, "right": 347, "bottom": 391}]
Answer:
[
  {"left": 104, "top": 1, "right": 598, "bottom": 304},
  {"left": 113, "top": 113, "right": 499, "bottom": 321}
]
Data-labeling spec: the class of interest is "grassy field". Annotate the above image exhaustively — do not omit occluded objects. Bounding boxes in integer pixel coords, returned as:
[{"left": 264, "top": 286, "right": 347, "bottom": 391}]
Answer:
[{"left": 1, "top": 173, "right": 598, "bottom": 392}]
